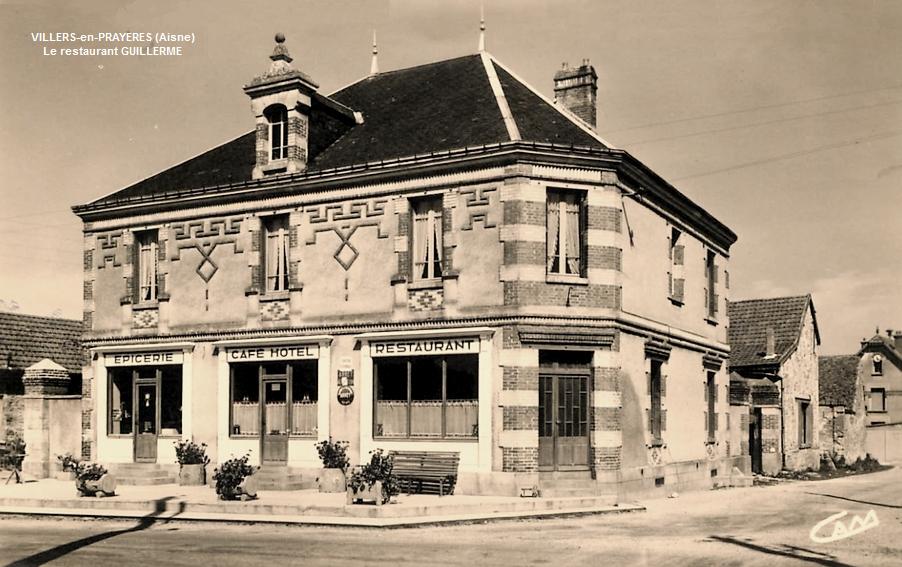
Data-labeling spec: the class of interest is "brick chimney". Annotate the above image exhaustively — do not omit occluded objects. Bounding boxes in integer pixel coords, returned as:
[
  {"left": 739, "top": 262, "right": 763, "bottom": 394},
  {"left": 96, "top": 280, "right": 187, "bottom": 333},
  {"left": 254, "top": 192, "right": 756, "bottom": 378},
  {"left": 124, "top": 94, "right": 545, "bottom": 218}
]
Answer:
[{"left": 553, "top": 59, "right": 598, "bottom": 129}]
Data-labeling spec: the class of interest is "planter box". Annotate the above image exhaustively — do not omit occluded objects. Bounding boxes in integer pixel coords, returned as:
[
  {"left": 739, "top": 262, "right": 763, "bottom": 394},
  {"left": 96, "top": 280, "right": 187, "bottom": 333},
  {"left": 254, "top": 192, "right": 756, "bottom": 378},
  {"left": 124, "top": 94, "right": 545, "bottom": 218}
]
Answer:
[
  {"left": 347, "top": 480, "right": 387, "bottom": 506},
  {"left": 76, "top": 473, "right": 117, "bottom": 497},
  {"left": 318, "top": 468, "right": 347, "bottom": 493},
  {"left": 179, "top": 463, "right": 206, "bottom": 486},
  {"left": 219, "top": 474, "right": 258, "bottom": 501}
]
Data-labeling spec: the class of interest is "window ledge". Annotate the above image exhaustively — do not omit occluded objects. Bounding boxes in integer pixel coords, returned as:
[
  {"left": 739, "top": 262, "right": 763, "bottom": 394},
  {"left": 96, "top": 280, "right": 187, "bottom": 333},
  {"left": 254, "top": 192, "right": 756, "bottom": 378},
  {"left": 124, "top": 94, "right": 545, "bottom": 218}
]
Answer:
[
  {"left": 260, "top": 291, "right": 290, "bottom": 302},
  {"left": 546, "top": 274, "right": 588, "bottom": 286},
  {"left": 373, "top": 437, "right": 478, "bottom": 443},
  {"left": 647, "top": 440, "right": 666, "bottom": 449},
  {"left": 871, "top": 373, "right": 883, "bottom": 377},
  {"left": 867, "top": 410, "right": 888, "bottom": 414},
  {"left": 132, "top": 301, "right": 159, "bottom": 311},
  {"left": 261, "top": 159, "right": 288, "bottom": 174},
  {"left": 705, "top": 316, "right": 719, "bottom": 326},
  {"left": 408, "top": 278, "right": 442, "bottom": 291},
  {"left": 668, "top": 296, "right": 685, "bottom": 307}
]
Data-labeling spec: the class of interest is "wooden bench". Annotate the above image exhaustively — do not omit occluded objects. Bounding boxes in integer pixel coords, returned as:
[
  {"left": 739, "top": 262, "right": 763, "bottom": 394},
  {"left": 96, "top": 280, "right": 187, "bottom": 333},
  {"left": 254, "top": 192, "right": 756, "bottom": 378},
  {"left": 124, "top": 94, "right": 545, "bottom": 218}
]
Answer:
[{"left": 389, "top": 450, "right": 460, "bottom": 496}]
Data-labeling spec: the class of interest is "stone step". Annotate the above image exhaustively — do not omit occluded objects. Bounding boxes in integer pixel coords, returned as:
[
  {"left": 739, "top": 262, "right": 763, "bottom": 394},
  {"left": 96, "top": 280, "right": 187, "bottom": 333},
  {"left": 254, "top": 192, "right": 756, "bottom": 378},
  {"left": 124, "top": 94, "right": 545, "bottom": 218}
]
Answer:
[
  {"left": 117, "top": 475, "right": 178, "bottom": 486},
  {"left": 255, "top": 480, "right": 312, "bottom": 491}
]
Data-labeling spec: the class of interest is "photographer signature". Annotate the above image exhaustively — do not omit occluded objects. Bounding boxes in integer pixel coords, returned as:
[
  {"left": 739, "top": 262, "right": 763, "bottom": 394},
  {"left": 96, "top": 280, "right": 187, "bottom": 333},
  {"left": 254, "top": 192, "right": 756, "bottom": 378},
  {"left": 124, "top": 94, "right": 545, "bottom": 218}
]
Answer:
[{"left": 809, "top": 510, "right": 879, "bottom": 543}]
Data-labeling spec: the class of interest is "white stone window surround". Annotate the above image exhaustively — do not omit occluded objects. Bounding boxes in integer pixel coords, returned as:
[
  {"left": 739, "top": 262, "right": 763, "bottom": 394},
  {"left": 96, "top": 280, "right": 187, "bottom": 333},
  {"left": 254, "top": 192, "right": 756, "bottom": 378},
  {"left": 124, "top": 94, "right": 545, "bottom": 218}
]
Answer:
[
  {"left": 213, "top": 335, "right": 331, "bottom": 468},
  {"left": 92, "top": 342, "right": 194, "bottom": 464},
  {"left": 357, "top": 327, "right": 494, "bottom": 473}
]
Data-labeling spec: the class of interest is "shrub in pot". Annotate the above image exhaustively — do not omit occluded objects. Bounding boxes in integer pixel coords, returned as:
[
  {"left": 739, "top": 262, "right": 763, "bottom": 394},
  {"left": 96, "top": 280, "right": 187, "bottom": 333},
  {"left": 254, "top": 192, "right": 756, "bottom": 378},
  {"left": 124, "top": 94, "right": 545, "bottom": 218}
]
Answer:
[
  {"left": 347, "top": 449, "right": 399, "bottom": 505},
  {"left": 75, "top": 462, "right": 116, "bottom": 497},
  {"left": 174, "top": 440, "right": 210, "bottom": 486},
  {"left": 315, "top": 438, "right": 349, "bottom": 493},
  {"left": 212, "top": 453, "right": 258, "bottom": 500},
  {"left": 56, "top": 453, "right": 80, "bottom": 481}
]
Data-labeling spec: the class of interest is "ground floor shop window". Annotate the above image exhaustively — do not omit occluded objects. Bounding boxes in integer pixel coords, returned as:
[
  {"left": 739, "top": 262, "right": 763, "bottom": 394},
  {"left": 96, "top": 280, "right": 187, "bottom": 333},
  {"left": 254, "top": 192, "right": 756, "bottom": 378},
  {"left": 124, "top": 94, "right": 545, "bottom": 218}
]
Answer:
[
  {"left": 374, "top": 354, "right": 478, "bottom": 439},
  {"left": 230, "top": 361, "right": 318, "bottom": 437},
  {"left": 108, "top": 366, "right": 182, "bottom": 436}
]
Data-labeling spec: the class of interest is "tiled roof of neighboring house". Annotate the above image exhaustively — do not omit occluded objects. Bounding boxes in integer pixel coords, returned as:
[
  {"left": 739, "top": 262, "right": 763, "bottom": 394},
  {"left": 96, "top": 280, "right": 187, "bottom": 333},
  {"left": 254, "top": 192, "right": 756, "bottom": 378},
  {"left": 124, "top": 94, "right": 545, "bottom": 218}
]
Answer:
[
  {"left": 0, "top": 312, "right": 82, "bottom": 373},
  {"left": 819, "top": 355, "right": 860, "bottom": 407},
  {"left": 728, "top": 295, "right": 819, "bottom": 369},
  {"left": 85, "top": 53, "right": 607, "bottom": 207}
]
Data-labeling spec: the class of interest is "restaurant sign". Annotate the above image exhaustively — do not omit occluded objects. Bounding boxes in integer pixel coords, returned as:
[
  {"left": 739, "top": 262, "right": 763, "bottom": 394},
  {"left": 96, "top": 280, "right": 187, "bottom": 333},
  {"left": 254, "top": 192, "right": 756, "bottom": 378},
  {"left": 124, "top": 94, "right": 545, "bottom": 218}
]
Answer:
[{"left": 370, "top": 337, "right": 479, "bottom": 357}]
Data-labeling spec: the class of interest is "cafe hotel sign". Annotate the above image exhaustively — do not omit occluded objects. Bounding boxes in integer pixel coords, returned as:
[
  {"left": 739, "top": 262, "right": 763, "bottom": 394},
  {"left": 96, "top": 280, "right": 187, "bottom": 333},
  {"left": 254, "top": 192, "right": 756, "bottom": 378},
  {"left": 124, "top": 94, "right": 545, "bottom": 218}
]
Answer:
[
  {"left": 225, "top": 344, "right": 319, "bottom": 362},
  {"left": 370, "top": 337, "right": 479, "bottom": 357}
]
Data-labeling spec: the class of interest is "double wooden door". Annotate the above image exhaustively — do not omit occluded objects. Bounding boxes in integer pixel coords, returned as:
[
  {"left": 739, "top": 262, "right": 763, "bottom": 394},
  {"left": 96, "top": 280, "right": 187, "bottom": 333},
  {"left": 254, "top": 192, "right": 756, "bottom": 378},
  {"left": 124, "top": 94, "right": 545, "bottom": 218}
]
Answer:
[{"left": 538, "top": 374, "right": 589, "bottom": 471}]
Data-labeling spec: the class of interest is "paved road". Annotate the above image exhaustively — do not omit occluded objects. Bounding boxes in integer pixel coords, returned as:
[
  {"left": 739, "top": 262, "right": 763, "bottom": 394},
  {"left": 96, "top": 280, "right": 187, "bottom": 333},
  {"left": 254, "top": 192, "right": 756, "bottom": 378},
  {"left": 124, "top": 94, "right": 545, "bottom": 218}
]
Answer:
[{"left": 1, "top": 467, "right": 900, "bottom": 566}]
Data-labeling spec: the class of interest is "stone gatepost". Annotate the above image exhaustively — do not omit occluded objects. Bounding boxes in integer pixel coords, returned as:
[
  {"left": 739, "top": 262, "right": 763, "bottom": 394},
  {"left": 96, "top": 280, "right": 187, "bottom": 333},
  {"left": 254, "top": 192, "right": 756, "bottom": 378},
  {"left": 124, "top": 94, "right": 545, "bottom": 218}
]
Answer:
[{"left": 21, "top": 359, "right": 72, "bottom": 478}]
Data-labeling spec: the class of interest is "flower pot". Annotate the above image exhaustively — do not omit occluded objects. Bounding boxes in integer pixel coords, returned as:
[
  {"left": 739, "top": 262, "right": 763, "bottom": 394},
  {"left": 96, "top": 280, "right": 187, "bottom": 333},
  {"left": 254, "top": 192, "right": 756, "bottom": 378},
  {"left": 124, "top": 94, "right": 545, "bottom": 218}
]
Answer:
[
  {"left": 318, "top": 468, "right": 347, "bottom": 493},
  {"left": 179, "top": 463, "right": 206, "bottom": 486},
  {"left": 76, "top": 473, "right": 117, "bottom": 497},
  {"left": 347, "top": 480, "right": 386, "bottom": 506}
]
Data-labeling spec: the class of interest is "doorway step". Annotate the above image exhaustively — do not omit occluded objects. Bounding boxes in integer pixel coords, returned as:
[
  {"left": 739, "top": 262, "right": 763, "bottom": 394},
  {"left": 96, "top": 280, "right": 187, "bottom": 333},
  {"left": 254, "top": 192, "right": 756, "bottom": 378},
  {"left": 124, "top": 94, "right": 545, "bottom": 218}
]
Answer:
[
  {"left": 106, "top": 463, "right": 178, "bottom": 485},
  {"left": 255, "top": 466, "right": 316, "bottom": 491},
  {"left": 538, "top": 471, "right": 601, "bottom": 498}
]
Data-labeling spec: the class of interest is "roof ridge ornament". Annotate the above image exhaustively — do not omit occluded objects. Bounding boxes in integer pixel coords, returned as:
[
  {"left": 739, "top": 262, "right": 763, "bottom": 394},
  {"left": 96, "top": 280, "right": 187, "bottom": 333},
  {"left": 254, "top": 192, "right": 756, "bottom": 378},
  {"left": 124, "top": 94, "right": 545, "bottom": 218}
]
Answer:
[
  {"left": 478, "top": 4, "right": 486, "bottom": 52},
  {"left": 370, "top": 29, "right": 379, "bottom": 75},
  {"left": 267, "top": 32, "right": 295, "bottom": 76}
]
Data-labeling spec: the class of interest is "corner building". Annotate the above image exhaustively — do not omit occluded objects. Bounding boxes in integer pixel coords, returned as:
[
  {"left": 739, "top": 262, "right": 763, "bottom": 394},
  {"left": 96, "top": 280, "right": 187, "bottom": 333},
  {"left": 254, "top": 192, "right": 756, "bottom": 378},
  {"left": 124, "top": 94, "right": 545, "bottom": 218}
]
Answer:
[{"left": 73, "top": 37, "right": 740, "bottom": 497}]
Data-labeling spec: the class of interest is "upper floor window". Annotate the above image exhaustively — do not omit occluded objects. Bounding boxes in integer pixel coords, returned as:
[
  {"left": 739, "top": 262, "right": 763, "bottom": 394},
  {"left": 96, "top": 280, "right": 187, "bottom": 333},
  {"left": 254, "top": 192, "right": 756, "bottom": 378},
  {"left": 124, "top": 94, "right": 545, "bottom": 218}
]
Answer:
[
  {"left": 668, "top": 228, "right": 685, "bottom": 303},
  {"left": 264, "top": 215, "right": 289, "bottom": 292},
  {"left": 136, "top": 230, "right": 158, "bottom": 302},
  {"left": 412, "top": 197, "right": 443, "bottom": 281},
  {"left": 265, "top": 105, "right": 289, "bottom": 161},
  {"left": 872, "top": 355, "right": 884, "bottom": 375},
  {"left": 546, "top": 189, "right": 586, "bottom": 276},
  {"left": 705, "top": 371, "right": 717, "bottom": 443},
  {"left": 798, "top": 398, "right": 812, "bottom": 448},
  {"left": 647, "top": 358, "right": 665, "bottom": 445},
  {"left": 705, "top": 250, "right": 718, "bottom": 318},
  {"left": 869, "top": 388, "right": 886, "bottom": 412}
]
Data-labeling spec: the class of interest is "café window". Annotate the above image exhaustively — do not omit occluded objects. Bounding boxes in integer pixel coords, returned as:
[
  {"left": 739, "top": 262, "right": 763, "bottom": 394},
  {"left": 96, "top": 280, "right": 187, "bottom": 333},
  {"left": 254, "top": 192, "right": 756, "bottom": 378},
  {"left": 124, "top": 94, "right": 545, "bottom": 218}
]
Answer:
[
  {"left": 108, "top": 366, "right": 182, "bottom": 436},
  {"left": 374, "top": 354, "right": 478, "bottom": 439},
  {"left": 229, "top": 361, "right": 318, "bottom": 437}
]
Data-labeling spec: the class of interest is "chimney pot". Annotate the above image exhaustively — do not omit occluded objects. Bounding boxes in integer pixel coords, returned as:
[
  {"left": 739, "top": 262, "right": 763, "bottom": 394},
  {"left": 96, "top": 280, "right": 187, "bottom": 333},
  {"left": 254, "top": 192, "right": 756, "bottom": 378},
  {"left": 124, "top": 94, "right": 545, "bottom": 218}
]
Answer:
[
  {"left": 553, "top": 58, "right": 598, "bottom": 129},
  {"left": 765, "top": 327, "right": 776, "bottom": 358}
]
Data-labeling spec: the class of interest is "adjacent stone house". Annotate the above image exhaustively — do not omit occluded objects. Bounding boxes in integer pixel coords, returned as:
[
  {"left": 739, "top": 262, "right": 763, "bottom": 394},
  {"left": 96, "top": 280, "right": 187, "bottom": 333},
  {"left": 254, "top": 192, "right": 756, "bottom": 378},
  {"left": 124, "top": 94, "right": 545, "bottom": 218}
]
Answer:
[
  {"left": 728, "top": 295, "right": 820, "bottom": 474},
  {"left": 72, "top": 35, "right": 742, "bottom": 497},
  {"left": 818, "top": 354, "right": 867, "bottom": 462},
  {"left": 859, "top": 330, "right": 902, "bottom": 426}
]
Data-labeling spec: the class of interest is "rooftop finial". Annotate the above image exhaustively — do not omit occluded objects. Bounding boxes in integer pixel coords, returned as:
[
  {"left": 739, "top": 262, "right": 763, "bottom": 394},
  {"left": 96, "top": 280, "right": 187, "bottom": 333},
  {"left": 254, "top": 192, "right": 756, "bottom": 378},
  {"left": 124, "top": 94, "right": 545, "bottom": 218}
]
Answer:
[
  {"left": 478, "top": 5, "right": 486, "bottom": 52},
  {"left": 370, "top": 29, "right": 379, "bottom": 75},
  {"left": 270, "top": 32, "right": 293, "bottom": 64}
]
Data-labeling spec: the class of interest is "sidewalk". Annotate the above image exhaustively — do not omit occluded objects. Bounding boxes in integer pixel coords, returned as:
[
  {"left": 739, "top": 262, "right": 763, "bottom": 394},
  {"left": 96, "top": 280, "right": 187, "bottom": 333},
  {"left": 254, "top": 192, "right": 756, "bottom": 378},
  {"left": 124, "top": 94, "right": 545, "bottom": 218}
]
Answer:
[{"left": 0, "top": 479, "right": 643, "bottom": 527}]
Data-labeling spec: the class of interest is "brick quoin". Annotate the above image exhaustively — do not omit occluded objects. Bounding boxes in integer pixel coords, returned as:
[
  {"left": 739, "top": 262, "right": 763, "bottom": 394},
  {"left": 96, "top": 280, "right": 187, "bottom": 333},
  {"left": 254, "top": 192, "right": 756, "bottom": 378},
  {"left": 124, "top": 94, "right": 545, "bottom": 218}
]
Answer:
[
  {"left": 503, "top": 281, "right": 621, "bottom": 308},
  {"left": 593, "top": 366, "right": 620, "bottom": 391},
  {"left": 591, "top": 446, "right": 621, "bottom": 471},
  {"left": 83, "top": 281, "right": 93, "bottom": 301},
  {"left": 503, "top": 241, "right": 545, "bottom": 265},
  {"left": 592, "top": 406, "right": 621, "bottom": 431},
  {"left": 503, "top": 201, "right": 545, "bottom": 225},
  {"left": 503, "top": 406, "right": 538, "bottom": 430},
  {"left": 586, "top": 246, "right": 622, "bottom": 270},
  {"left": 502, "top": 447, "right": 538, "bottom": 473},
  {"left": 763, "top": 415, "right": 780, "bottom": 430},
  {"left": 82, "top": 311, "right": 93, "bottom": 331},
  {"left": 502, "top": 326, "right": 521, "bottom": 348},
  {"left": 587, "top": 205, "right": 622, "bottom": 233},
  {"left": 502, "top": 367, "right": 539, "bottom": 390},
  {"left": 83, "top": 249, "right": 93, "bottom": 271}
]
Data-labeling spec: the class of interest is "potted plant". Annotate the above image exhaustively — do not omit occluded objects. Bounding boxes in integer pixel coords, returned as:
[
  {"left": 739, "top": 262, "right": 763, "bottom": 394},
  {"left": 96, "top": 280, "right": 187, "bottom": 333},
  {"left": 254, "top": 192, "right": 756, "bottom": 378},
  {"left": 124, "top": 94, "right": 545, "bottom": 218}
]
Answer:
[
  {"left": 55, "top": 453, "right": 80, "bottom": 481},
  {"left": 75, "top": 462, "right": 116, "bottom": 497},
  {"left": 347, "top": 449, "right": 399, "bottom": 506},
  {"left": 315, "top": 438, "right": 350, "bottom": 493},
  {"left": 174, "top": 439, "right": 210, "bottom": 486},
  {"left": 212, "top": 453, "right": 258, "bottom": 500}
]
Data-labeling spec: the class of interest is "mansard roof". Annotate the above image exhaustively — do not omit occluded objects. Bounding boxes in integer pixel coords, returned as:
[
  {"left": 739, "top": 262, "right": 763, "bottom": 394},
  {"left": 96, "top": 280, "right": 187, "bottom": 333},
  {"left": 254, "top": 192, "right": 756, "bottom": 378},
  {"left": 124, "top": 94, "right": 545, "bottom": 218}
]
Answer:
[
  {"left": 0, "top": 312, "right": 83, "bottom": 373},
  {"left": 728, "top": 295, "right": 820, "bottom": 369}
]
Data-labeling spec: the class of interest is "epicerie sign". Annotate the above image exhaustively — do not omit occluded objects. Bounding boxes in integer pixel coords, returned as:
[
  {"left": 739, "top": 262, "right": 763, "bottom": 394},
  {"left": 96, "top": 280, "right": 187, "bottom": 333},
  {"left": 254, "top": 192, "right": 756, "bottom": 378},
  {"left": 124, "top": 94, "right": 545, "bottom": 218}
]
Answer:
[
  {"left": 105, "top": 351, "right": 183, "bottom": 367},
  {"left": 370, "top": 337, "right": 479, "bottom": 357},
  {"left": 226, "top": 345, "right": 318, "bottom": 362}
]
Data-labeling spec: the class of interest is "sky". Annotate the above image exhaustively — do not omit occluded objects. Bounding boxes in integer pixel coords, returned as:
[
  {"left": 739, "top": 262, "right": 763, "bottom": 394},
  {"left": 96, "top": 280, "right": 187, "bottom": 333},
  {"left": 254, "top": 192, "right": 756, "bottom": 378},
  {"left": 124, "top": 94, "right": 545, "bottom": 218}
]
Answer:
[{"left": 0, "top": 0, "right": 899, "bottom": 355}]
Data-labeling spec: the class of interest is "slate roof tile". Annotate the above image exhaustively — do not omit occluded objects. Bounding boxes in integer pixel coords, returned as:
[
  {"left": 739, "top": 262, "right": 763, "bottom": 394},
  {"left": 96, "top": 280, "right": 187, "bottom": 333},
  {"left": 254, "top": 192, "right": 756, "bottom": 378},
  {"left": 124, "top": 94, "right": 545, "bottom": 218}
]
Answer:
[
  {"left": 0, "top": 312, "right": 83, "bottom": 372},
  {"left": 728, "top": 295, "right": 813, "bottom": 368},
  {"left": 818, "top": 354, "right": 860, "bottom": 407}
]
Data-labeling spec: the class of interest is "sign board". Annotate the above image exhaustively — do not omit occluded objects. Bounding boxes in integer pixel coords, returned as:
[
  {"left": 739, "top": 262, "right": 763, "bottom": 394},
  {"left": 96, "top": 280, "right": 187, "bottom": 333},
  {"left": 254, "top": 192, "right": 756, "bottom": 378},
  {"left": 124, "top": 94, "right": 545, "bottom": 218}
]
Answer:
[
  {"left": 105, "top": 351, "right": 184, "bottom": 367},
  {"left": 225, "top": 344, "right": 319, "bottom": 362},
  {"left": 337, "top": 385, "right": 354, "bottom": 406},
  {"left": 338, "top": 369, "right": 354, "bottom": 387},
  {"left": 369, "top": 337, "right": 479, "bottom": 357}
]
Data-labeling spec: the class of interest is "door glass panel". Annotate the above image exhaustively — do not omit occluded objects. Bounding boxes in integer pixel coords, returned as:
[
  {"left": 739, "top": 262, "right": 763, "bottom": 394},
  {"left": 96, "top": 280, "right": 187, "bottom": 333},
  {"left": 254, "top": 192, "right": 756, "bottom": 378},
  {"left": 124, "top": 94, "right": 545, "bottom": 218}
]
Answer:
[
  {"left": 264, "top": 381, "right": 288, "bottom": 435},
  {"left": 137, "top": 384, "right": 157, "bottom": 434},
  {"left": 539, "top": 376, "right": 554, "bottom": 437}
]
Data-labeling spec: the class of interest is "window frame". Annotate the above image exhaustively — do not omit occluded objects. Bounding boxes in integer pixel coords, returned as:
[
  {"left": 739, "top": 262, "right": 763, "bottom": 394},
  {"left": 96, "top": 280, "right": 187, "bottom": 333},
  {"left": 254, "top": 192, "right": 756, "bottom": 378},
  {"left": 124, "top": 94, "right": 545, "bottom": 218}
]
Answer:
[
  {"left": 798, "top": 398, "right": 812, "bottom": 448},
  {"left": 869, "top": 388, "right": 887, "bottom": 413},
  {"left": 229, "top": 361, "right": 319, "bottom": 439},
  {"left": 265, "top": 105, "right": 289, "bottom": 161},
  {"left": 649, "top": 359, "right": 664, "bottom": 445},
  {"left": 668, "top": 227, "right": 685, "bottom": 305},
  {"left": 373, "top": 354, "right": 479, "bottom": 441},
  {"left": 263, "top": 215, "right": 290, "bottom": 294},
  {"left": 706, "top": 371, "right": 716, "bottom": 443},
  {"left": 872, "top": 356, "right": 883, "bottom": 376},
  {"left": 705, "top": 249, "right": 718, "bottom": 320},
  {"left": 546, "top": 188, "right": 587, "bottom": 279},
  {"left": 135, "top": 230, "right": 159, "bottom": 304},
  {"left": 107, "top": 366, "right": 182, "bottom": 438},
  {"left": 410, "top": 196, "right": 444, "bottom": 284}
]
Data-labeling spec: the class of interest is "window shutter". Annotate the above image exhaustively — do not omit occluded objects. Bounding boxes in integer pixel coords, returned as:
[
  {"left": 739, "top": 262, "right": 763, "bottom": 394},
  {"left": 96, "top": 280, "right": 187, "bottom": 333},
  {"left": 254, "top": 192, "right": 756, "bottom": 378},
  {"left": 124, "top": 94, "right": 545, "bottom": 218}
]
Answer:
[
  {"left": 703, "top": 381, "right": 708, "bottom": 402},
  {"left": 673, "top": 245, "right": 684, "bottom": 266},
  {"left": 726, "top": 412, "right": 731, "bottom": 430},
  {"left": 668, "top": 271, "right": 673, "bottom": 296},
  {"left": 646, "top": 408, "right": 652, "bottom": 433},
  {"left": 713, "top": 293, "right": 719, "bottom": 314},
  {"left": 725, "top": 270, "right": 730, "bottom": 289},
  {"left": 667, "top": 235, "right": 672, "bottom": 260},
  {"left": 714, "top": 381, "right": 719, "bottom": 403},
  {"left": 646, "top": 371, "right": 651, "bottom": 395},
  {"left": 714, "top": 413, "right": 719, "bottom": 431},
  {"left": 713, "top": 264, "right": 719, "bottom": 283},
  {"left": 704, "top": 411, "right": 708, "bottom": 431},
  {"left": 579, "top": 195, "right": 588, "bottom": 277},
  {"left": 660, "top": 374, "right": 667, "bottom": 397},
  {"left": 798, "top": 405, "right": 804, "bottom": 446},
  {"left": 661, "top": 409, "right": 667, "bottom": 432},
  {"left": 673, "top": 278, "right": 685, "bottom": 302},
  {"left": 704, "top": 287, "right": 708, "bottom": 311}
]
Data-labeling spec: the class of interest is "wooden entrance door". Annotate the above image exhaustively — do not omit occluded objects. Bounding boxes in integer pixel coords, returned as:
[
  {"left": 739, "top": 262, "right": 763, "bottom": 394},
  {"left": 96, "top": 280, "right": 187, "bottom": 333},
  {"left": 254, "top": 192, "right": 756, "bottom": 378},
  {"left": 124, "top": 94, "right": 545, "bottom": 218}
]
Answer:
[
  {"left": 539, "top": 374, "right": 589, "bottom": 471},
  {"left": 134, "top": 380, "right": 158, "bottom": 462},
  {"left": 749, "top": 408, "right": 763, "bottom": 474},
  {"left": 262, "top": 378, "right": 289, "bottom": 463}
]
